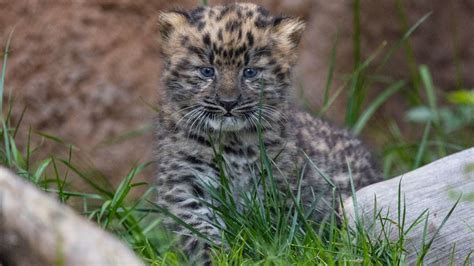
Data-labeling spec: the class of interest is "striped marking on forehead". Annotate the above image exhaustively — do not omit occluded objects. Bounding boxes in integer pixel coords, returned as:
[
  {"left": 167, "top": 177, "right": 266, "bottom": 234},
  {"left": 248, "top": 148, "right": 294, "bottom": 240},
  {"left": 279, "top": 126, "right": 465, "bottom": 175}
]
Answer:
[
  {"left": 185, "top": 4, "right": 275, "bottom": 31},
  {"left": 183, "top": 4, "right": 279, "bottom": 67}
]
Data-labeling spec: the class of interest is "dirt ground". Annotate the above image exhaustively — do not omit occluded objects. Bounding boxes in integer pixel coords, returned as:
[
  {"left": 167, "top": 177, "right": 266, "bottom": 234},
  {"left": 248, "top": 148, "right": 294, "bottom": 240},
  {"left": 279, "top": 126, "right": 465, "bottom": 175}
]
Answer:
[{"left": 0, "top": 0, "right": 472, "bottom": 186}]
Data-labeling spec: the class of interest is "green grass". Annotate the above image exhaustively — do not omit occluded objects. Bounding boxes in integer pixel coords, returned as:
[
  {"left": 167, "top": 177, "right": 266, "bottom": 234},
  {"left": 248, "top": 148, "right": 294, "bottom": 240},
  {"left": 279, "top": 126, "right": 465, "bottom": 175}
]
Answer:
[{"left": 1, "top": 2, "right": 474, "bottom": 265}]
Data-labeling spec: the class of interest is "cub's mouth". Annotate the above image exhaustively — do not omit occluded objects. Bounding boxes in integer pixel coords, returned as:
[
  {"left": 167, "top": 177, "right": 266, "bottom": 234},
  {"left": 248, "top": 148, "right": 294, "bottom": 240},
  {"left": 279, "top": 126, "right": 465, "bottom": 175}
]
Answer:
[
  {"left": 204, "top": 107, "right": 277, "bottom": 133},
  {"left": 176, "top": 102, "right": 280, "bottom": 134},
  {"left": 208, "top": 115, "right": 248, "bottom": 132}
]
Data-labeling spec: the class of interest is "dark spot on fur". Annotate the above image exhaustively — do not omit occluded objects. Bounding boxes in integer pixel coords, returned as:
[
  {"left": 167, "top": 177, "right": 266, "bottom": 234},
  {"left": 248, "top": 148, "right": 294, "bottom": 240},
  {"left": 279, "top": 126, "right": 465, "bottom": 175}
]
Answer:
[
  {"left": 236, "top": 9, "right": 243, "bottom": 18},
  {"left": 202, "top": 33, "right": 211, "bottom": 46},
  {"left": 246, "top": 32, "right": 254, "bottom": 47},
  {"left": 244, "top": 52, "right": 250, "bottom": 65},
  {"left": 171, "top": 70, "right": 180, "bottom": 78},
  {"left": 207, "top": 162, "right": 219, "bottom": 173},
  {"left": 163, "top": 194, "right": 186, "bottom": 203},
  {"left": 225, "top": 20, "right": 241, "bottom": 32},
  {"left": 188, "top": 7, "right": 206, "bottom": 25},
  {"left": 234, "top": 44, "right": 247, "bottom": 57},
  {"left": 156, "top": 179, "right": 164, "bottom": 186},
  {"left": 254, "top": 46, "right": 272, "bottom": 57},
  {"left": 257, "top": 6, "right": 270, "bottom": 17},
  {"left": 192, "top": 184, "right": 205, "bottom": 197},
  {"left": 189, "top": 134, "right": 211, "bottom": 146},
  {"left": 272, "top": 16, "right": 288, "bottom": 26},
  {"left": 182, "top": 201, "right": 200, "bottom": 209},
  {"left": 176, "top": 59, "right": 191, "bottom": 70},
  {"left": 169, "top": 163, "right": 180, "bottom": 171},
  {"left": 197, "top": 21, "right": 205, "bottom": 31},
  {"left": 187, "top": 46, "right": 206, "bottom": 60},
  {"left": 255, "top": 18, "right": 268, "bottom": 28},
  {"left": 264, "top": 139, "right": 280, "bottom": 146},
  {"left": 180, "top": 36, "right": 189, "bottom": 46},
  {"left": 276, "top": 73, "right": 285, "bottom": 81},
  {"left": 246, "top": 147, "right": 256, "bottom": 157},
  {"left": 185, "top": 155, "right": 204, "bottom": 165},
  {"left": 192, "top": 15, "right": 204, "bottom": 25},
  {"left": 209, "top": 52, "right": 215, "bottom": 64},
  {"left": 223, "top": 145, "right": 244, "bottom": 156},
  {"left": 273, "top": 65, "right": 282, "bottom": 75},
  {"left": 217, "top": 5, "right": 232, "bottom": 21},
  {"left": 180, "top": 213, "right": 193, "bottom": 220},
  {"left": 190, "top": 6, "right": 205, "bottom": 16},
  {"left": 217, "top": 29, "right": 223, "bottom": 41}
]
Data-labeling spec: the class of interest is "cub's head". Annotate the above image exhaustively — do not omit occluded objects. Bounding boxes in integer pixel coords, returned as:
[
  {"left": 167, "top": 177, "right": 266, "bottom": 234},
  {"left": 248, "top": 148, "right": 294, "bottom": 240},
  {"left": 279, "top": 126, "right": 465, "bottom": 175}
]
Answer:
[{"left": 159, "top": 3, "right": 304, "bottom": 133}]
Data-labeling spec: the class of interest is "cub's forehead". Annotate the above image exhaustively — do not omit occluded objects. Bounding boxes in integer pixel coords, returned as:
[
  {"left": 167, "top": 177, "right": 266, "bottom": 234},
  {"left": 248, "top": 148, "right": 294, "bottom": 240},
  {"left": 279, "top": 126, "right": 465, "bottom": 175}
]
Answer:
[
  {"left": 161, "top": 3, "right": 304, "bottom": 67},
  {"left": 173, "top": 3, "right": 282, "bottom": 67},
  {"left": 188, "top": 3, "right": 272, "bottom": 31},
  {"left": 185, "top": 3, "right": 276, "bottom": 45}
]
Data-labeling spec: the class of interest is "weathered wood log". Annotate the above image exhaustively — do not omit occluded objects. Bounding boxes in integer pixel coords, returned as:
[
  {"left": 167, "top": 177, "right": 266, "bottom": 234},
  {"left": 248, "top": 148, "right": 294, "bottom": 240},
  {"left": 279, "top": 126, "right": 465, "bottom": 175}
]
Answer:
[
  {"left": 343, "top": 148, "right": 474, "bottom": 264},
  {"left": 0, "top": 167, "right": 144, "bottom": 266}
]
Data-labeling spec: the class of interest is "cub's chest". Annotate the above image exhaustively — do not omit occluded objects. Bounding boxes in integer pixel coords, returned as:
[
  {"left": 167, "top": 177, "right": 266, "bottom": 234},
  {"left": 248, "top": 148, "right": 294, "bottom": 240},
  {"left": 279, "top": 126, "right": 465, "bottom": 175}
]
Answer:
[
  {"left": 220, "top": 144, "right": 259, "bottom": 175},
  {"left": 197, "top": 143, "right": 260, "bottom": 189}
]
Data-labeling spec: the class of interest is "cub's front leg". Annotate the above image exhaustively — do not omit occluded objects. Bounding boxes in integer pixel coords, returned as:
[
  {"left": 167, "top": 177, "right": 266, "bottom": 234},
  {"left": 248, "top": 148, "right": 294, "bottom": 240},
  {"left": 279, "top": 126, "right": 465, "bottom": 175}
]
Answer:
[{"left": 156, "top": 168, "right": 220, "bottom": 264}]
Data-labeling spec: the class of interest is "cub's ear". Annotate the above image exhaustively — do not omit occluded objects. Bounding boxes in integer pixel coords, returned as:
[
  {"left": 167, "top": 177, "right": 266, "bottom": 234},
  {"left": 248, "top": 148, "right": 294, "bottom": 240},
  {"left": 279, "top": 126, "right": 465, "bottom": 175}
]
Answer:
[
  {"left": 272, "top": 16, "right": 305, "bottom": 50},
  {"left": 158, "top": 10, "right": 190, "bottom": 40}
]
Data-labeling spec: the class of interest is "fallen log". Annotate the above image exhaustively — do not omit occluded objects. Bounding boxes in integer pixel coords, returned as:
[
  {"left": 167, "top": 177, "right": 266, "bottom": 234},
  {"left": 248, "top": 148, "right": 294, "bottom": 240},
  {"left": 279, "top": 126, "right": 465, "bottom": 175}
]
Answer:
[
  {"left": 343, "top": 148, "right": 474, "bottom": 264},
  {"left": 0, "top": 167, "right": 144, "bottom": 266}
]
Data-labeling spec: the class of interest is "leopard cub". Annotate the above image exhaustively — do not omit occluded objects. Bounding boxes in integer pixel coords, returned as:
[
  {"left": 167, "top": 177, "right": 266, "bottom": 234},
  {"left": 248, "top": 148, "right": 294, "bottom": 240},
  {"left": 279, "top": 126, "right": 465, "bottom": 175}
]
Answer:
[{"left": 155, "top": 2, "right": 380, "bottom": 262}]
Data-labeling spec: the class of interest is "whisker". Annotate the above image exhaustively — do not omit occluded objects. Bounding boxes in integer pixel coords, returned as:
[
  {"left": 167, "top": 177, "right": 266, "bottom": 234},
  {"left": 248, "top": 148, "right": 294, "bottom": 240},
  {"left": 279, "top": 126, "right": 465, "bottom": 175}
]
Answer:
[
  {"left": 183, "top": 111, "right": 201, "bottom": 142},
  {"left": 174, "top": 107, "right": 203, "bottom": 131},
  {"left": 233, "top": 103, "right": 258, "bottom": 112},
  {"left": 261, "top": 104, "right": 288, "bottom": 122},
  {"left": 195, "top": 112, "right": 210, "bottom": 139},
  {"left": 246, "top": 113, "right": 259, "bottom": 132},
  {"left": 187, "top": 110, "right": 207, "bottom": 139},
  {"left": 177, "top": 104, "right": 200, "bottom": 113},
  {"left": 251, "top": 113, "right": 272, "bottom": 131}
]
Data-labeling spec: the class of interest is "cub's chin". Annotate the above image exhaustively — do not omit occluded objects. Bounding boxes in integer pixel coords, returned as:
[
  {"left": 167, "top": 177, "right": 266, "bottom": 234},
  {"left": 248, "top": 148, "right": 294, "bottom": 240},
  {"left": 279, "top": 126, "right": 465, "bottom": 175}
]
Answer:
[{"left": 207, "top": 116, "right": 248, "bottom": 132}]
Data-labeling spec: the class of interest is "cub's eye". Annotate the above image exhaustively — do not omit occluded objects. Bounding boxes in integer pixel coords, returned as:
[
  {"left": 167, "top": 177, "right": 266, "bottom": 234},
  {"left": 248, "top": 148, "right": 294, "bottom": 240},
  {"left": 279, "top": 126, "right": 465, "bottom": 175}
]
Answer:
[
  {"left": 243, "top": 68, "right": 259, "bottom": 79},
  {"left": 199, "top": 67, "right": 215, "bottom": 78}
]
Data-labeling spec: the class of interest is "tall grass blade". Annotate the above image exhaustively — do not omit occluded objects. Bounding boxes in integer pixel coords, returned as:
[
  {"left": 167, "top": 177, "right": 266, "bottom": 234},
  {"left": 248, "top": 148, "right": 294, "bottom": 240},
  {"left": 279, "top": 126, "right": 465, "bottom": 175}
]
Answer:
[
  {"left": 413, "top": 121, "right": 431, "bottom": 169},
  {"left": 352, "top": 81, "right": 405, "bottom": 135},
  {"left": 1, "top": 28, "right": 15, "bottom": 115},
  {"left": 417, "top": 195, "right": 461, "bottom": 264},
  {"left": 323, "top": 31, "right": 339, "bottom": 106},
  {"left": 419, "top": 65, "right": 438, "bottom": 124},
  {"left": 394, "top": 0, "right": 422, "bottom": 101}
]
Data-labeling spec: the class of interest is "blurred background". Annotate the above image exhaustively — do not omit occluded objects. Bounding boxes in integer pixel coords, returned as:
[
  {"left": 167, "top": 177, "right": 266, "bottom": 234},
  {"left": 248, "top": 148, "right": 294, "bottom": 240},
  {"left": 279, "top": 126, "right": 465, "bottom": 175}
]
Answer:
[{"left": 0, "top": 0, "right": 473, "bottom": 186}]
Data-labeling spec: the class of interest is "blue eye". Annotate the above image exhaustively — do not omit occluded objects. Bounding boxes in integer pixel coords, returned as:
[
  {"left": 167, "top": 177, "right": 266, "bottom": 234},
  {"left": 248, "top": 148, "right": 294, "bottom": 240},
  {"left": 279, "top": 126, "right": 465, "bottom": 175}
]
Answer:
[
  {"left": 199, "top": 67, "right": 215, "bottom": 78},
  {"left": 243, "top": 68, "right": 258, "bottom": 79}
]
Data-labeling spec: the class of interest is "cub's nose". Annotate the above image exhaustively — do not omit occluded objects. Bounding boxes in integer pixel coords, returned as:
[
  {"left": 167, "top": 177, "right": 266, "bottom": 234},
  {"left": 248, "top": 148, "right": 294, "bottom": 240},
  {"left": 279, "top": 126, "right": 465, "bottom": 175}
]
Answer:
[{"left": 218, "top": 100, "right": 238, "bottom": 112}]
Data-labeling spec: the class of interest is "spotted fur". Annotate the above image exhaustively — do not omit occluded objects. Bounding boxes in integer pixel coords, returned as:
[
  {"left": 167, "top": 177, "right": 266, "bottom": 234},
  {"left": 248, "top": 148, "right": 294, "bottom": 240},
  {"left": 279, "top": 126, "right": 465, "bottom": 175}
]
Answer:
[{"left": 155, "top": 3, "right": 380, "bottom": 264}]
